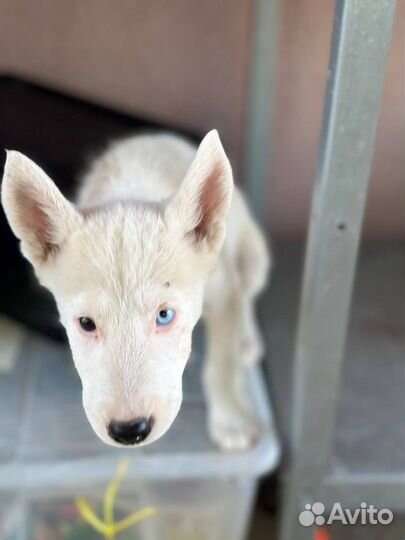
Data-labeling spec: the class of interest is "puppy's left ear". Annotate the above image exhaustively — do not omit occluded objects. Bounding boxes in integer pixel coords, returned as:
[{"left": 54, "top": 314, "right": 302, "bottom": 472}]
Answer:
[{"left": 171, "top": 130, "right": 233, "bottom": 252}]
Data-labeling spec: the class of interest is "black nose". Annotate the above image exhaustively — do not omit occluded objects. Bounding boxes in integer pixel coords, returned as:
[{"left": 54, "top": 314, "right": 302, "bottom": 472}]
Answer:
[{"left": 108, "top": 417, "right": 152, "bottom": 445}]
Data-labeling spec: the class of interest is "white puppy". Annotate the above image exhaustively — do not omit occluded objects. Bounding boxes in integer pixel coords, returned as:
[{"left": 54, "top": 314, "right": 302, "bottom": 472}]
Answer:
[{"left": 1, "top": 130, "right": 270, "bottom": 451}]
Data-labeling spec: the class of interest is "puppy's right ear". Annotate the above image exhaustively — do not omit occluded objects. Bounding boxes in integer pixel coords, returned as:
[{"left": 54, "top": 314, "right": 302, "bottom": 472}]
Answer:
[{"left": 1, "top": 151, "right": 81, "bottom": 265}]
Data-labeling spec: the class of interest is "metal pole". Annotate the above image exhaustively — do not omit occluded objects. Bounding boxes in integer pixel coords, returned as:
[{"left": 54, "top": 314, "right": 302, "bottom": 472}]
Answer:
[
  {"left": 243, "top": 0, "right": 279, "bottom": 223},
  {"left": 280, "top": 1, "right": 396, "bottom": 539}
]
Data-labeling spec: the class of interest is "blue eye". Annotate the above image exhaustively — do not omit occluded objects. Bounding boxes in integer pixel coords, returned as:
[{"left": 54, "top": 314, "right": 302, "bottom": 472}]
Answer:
[{"left": 156, "top": 308, "right": 176, "bottom": 326}]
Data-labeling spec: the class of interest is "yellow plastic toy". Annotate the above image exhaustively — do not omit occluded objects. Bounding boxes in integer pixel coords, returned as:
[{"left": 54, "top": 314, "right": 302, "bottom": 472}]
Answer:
[{"left": 75, "top": 459, "right": 157, "bottom": 539}]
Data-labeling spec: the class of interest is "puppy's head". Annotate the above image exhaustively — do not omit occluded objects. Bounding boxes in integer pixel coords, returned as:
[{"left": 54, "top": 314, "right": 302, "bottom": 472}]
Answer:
[{"left": 1, "top": 131, "right": 233, "bottom": 446}]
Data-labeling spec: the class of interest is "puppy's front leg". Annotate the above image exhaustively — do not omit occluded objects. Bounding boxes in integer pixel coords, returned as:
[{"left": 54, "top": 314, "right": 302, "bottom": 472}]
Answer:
[{"left": 203, "top": 295, "right": 260, "bottom": 451}]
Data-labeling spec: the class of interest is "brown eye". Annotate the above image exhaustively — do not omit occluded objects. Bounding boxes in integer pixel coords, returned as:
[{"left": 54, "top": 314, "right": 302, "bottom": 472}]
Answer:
[{"left": 79, "top": 317, "right": 96, "bottom": 332}]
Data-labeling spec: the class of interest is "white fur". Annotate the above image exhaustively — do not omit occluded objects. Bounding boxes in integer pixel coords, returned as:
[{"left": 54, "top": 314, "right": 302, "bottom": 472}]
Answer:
[{"left": 1, "top": 130, "right": 270, "bottom": 450}]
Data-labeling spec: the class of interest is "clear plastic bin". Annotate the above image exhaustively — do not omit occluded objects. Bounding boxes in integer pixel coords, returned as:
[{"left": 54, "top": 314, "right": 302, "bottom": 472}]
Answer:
[{"left": 0, "top": 324, "right": 280, "bottom": 540}]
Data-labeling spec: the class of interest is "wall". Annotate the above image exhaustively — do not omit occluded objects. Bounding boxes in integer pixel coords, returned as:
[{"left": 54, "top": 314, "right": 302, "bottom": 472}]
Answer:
[
  {"left": 0, "top": 0, "right": 251, "bottom": 174},
  {"left": 0, "top": 0, "right": 403, "bottom": 239},
  {"left": 271, "top": 0, "right": 405, "bottom": 239}
]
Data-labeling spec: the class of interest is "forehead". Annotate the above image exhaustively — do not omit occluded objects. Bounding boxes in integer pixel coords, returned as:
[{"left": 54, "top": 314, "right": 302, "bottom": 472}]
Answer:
[{"left": 59, "top": 204, "right": 197, "bottom": 303}]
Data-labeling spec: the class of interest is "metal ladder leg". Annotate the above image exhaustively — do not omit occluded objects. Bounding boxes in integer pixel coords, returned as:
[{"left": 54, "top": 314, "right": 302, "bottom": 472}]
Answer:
[
  {"left": 243, "top": 0, "right": 279, "bottom": 223},
  {"left": 279, "top": 1, "right": 396, "bottom": 539}
]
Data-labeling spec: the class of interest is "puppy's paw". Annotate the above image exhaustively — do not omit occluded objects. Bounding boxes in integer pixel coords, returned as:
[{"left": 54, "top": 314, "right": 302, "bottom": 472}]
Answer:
[{"left": 209, "top": 411, "right": 261, "bottom": 452}]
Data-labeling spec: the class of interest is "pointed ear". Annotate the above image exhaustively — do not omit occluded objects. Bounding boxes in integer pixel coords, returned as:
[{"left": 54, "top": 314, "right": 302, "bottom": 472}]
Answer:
[
  {"left": 1, "top": 151, "right": 80, "bottom": 264},
  {"left": 171, "top": 130, "right": 233, "bottom": 252}
]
